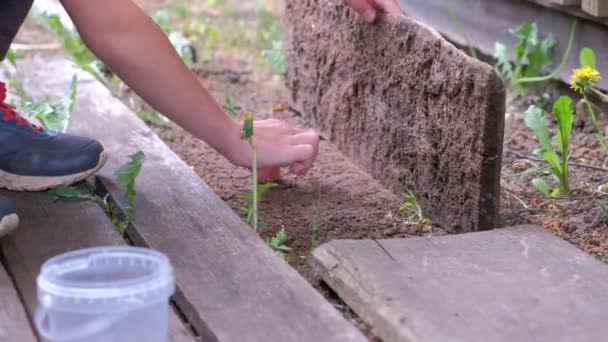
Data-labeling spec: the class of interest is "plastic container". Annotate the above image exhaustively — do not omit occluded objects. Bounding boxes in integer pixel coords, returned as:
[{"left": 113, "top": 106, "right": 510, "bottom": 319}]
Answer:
[{"left": 35, "top": 246, "right": 175, "bottom": 342}]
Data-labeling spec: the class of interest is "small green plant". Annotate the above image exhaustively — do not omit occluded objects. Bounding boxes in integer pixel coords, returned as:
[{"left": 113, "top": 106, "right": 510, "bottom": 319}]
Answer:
[
  {"left": 153, "top": 9, "right": 197, "bottom": 68},
  {"left": 261, "top": 40, "right": 285, "bottom": 76},
  {"left": 570, "top": 47, "right": 608, "bottom": 157},
  {"left": 223, "top": 97, "right": 241, "bottom": 118},
  {"left": 46, "top": 184, "right": 111, "bottom": 211},
  {"left": 44, "top": 14, "right": 105, "bottom": 81},
  {"left": 114, "top": 150, "right": 146, "bottom": 231},
  {"left": 494, "top": 22, "right": 556, "bottom": 93},
  {"left": 16, "top": 75, "right": 78, "bottom": 132},
  {"left": 266, "top": 227, "right": 292, "bottom": 261},
  {"left": 240, "top": 182, "right": 275, "bottom": 229},
  {"left": 240, "top": 112, "right": 263, "bottom": 231},
  {"left": 442, "top": 0, "right": 478, "bottom": 60},
  {"left": 400, "top": 190, "right": 427, "bottom": 222},
  {"left": 524, "top": 96, "right": 574, "bottom": 196},
  {"left": 309, "top": 189, "right": 321, "bottom": 254}
]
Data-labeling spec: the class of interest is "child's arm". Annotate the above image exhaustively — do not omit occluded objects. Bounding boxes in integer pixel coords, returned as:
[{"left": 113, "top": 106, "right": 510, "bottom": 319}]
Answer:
[
  {"left": 59, "top": 0, "right": 318, "bottom": 174},
  {"left": 343, "top": 0, "right": 401, "bottom": 21}
]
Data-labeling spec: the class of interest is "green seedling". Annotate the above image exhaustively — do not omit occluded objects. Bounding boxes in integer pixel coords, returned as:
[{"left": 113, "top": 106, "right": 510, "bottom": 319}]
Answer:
[
  {"left": 240, "top": 182, "right": 275, "bottom": 229},
  {"left": 46, "top": 184, "right": 111, "bottom": 211},
  {"left": 570, "top": 47, "right": 608, "bottom": 157},
  {"left": 153, "top": 9, "right": 197, "bottom": 68},
  {"left": 114, "top": 150, "right": 146, "bottom": 231},
  {"left": 223, "top": 97, "right": 241, "bottom": 118},
  {"left": 309, "top": 189, "right": 321, "bottom": 255},
  {"left": 44, "top": 14, "right": 105, "bottom": 81},
  {"left": 261, "top": 40, "right": 285, "bottom": 76},
  {"left": 240, "top": 111, "right": 265, "bottom": 231},
  {"left": 16, "top": 75, "right": 78, "bottom": 132},
  {"left": 266, "top": 227, "right": 292, "bottom": 261},
  {"left": 400, "top": 190, "right": 427, "bottom": 223},
  {"left": 524, "top": 96, "right": 574, "bottom": 196},
  {"left": 494, "top": 22, "right": 556, "bottom": 93}
]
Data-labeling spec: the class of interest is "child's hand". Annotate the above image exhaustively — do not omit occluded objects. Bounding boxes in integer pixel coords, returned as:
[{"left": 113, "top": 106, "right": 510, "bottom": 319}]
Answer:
[
  {"left": 343, "top": 0, "right": 401, "bottom": 22},
  {"left": 230, "top": 119, "right": 319, "bottom": 177}
]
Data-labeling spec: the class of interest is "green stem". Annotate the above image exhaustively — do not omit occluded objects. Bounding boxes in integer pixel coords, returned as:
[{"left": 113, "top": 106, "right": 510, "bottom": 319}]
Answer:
[
  {"left": 583, "top": 92, "right": 608, "bottom": 157},
  {"left": 251, "top": 144, "right": 258, "bottom": 231},
  {"left": 516, "top": 19, "right": 577, "bottom": 85},
  {"left": 442, "top": 0, "right": 478, "bottom": 60},
  {"left": 591, "top": 87, "right": 608, "bottom": 102}
]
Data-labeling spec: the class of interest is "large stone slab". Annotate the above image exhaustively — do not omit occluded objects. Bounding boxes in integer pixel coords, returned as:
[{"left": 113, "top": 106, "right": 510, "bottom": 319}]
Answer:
[
  {"left": 311, "top": 225, "right": 608, "bottom": 342},
  {"left": 284, "top": 0, "right": 505, "bottom": 232}
]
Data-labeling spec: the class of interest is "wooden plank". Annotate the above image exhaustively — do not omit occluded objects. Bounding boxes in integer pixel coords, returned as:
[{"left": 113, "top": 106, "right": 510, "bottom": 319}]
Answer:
[
  {"left": 0, "top": 258, "right": 37, "bottom": 342},
  {"left": 399, "top": 0, "right": 608, "bottom": 91},
  {"left": 582, "top": 0, "right": 608, "bottom": 16},
  {"left": 13, "top": 57, "right": 365, "bottom": 342},
  {"left": 312, "top": 225, "right": 608, "bottom": 342},
  {"left": 548, "top": 0, "right": 581, "bottom": 6},
  {"left": 0, "top": 190, "right": 196, "bottom": 342}
]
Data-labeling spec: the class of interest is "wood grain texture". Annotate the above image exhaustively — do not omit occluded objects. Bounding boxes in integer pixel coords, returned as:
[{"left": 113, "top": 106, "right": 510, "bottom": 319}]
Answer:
[
  {"left": 0, "top": 258, "right": 37, "bottom": 342},
  {"left": 582, "top": 0, "right": 608, "bottom": 16},
  {"left": 549, "top": 0, "right": 581, "bottom": 6},
  {"left": 12, "top": 57, "right": 365, "bottom": 342},
  {"left": 312, "top": 225, "right": 608, "bottom": 342},
  {"left": 0, "top": 190, "right": 196, "bottom": 342}
]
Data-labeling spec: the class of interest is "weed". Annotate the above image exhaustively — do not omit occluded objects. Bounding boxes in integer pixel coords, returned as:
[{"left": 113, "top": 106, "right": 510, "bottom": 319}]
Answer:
[
  {"left": 266, "top": 227, "right": 292, "bottom": 261},
  {"left": 494, "top": 22, "right": 555, "bottom": 93},
  {"left": 43, "top": 14, "right": 105, "bottom": 81},
  {"left": 524, "top": 96, "right": 574, "bottom": 196},
  {"left": 261, "top": 40, "right": 285, "bottom": 76},
  {"left": 309, "top": 189, "right": 321, "bottom": 254},
  {"left": 114, "top": 150, "right": 146, "bottom": 231},
  {"left": 400, "top": 190, "right": 428, "bottom": 223},
  {"left": 240, "top": 111, "right": 264, "bottom": 231},
  {"left": 569, "top": 47, "right": 608, "bottom": 157},
  {"left": 46, "top": 184, "right": 110, "bottom": 210},
  {"left": 442, "top": 0, "right": 478, "bottom": 60},
  {"left": 240, "top": 182, "right": 275, "bottom": 229},
  {"left": 15, "top": 75, "right": 78, "bottom": 132},
  {"left": 223, "top": 97, "right": 241, "bottom": 118}
]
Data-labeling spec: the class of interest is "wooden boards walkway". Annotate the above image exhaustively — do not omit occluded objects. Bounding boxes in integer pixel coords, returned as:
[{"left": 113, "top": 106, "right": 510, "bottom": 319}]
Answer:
[
  {"left": 3, "top": 56, "right": 365, "bottom": 342},
  {"left": 0, "top": 257, "right": 37, "bottom": 342},
  {"left": 312, "top": 225, "right": 608, "bottom": 342}
]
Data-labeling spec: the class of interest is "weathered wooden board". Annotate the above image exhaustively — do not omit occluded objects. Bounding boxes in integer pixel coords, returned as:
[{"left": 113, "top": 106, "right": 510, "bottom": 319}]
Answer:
[
  {"left": 312, "top": 225, "right": 608, "bottom": 342},
  {"left": 549, "top": 0, "right": 581, "bottom": 6},
  {"left": 400, "top": 0, "right": 608, "bottom": 91},
  {"left": 0, "top": 258, "right": 37, "bottom": 342},
  {"left": 582, "top": 0, "right": 608, "bottom": 16},
  {"left": 13, "top": 57, "right": 365, "bottom": 342},
  {"left": 0, "top": 190, "right": 196, "bottom": 342}
]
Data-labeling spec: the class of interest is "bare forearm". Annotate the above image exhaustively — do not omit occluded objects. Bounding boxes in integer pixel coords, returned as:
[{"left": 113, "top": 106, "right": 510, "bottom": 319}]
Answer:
[{"left": 60, "top": 0, "right": 240, "bottom": 159}]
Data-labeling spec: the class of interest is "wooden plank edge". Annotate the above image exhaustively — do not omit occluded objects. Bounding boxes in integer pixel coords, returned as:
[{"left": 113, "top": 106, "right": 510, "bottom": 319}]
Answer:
[
  {"left": 0, "top": 256, "right": 37, "bottom": 342},
  {"left": 311, "top": 241, "right": 414, "bottom": 342}
]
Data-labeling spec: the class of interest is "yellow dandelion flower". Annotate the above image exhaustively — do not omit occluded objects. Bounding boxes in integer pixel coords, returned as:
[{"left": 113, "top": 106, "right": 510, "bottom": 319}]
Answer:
[
  {"left": 570, "top": 66, "right": 601, "bottom": 93},
  {"left": 241, "top": 111, "right": 254, "bottom": 140}
]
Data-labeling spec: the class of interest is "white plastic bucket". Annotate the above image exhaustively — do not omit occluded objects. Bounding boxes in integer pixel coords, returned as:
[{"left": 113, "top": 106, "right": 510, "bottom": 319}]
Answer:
[{"left": 35, "top": 246, "right": 175, "bottom": 342}]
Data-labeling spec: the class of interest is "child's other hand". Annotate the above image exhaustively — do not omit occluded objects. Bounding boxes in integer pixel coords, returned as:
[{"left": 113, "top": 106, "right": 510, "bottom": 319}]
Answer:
[
  {"left": 230, "top": 119, "right": 319, "bottom": 177},
  {"left": 343, "top": 0, "right": 401, "bottom": 22}
]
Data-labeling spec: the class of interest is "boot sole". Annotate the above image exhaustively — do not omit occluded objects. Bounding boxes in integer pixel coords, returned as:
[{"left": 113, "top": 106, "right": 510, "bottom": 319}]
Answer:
[
  {"left": 0, "top": 213, "right": 19, "bottom": 238},
  {"left": 0, "top": 151, "right": 109, "bottom": 192}
]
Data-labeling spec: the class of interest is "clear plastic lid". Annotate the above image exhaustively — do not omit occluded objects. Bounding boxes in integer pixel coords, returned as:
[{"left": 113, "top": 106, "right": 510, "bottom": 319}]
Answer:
[{"left": 37, "top": 246, "right": 175, "bottom": 313}]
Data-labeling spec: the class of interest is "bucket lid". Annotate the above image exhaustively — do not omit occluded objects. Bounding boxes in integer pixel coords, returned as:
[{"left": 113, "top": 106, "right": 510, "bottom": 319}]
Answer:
[{"left": 37, "top": 246, "right": 175, "bottom": 313}]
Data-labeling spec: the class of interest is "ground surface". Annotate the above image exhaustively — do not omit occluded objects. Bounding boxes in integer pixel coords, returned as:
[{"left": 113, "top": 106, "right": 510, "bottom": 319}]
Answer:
[{"left": 8, "top": 0, "right": 608, "bottom": 339}]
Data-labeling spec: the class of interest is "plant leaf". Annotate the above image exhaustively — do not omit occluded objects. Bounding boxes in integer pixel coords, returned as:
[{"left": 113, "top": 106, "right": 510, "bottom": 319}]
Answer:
[
  {"left": 532, "top": 178, "right": 551, "bottom": 196},
  {"left": 114, "top": 150, "right": 146, "bottom": 223},
  {"left": 552, "top": 96, "right": 573, "bottom": 157},
  {"left": 580, "top": 47, "right": 596, "bottom": 68},
  {"left": 46, "top": 184, "right": 97, "bottom": 202},
  {"left": 524, "top": 105, "right": 553, "bottom": 154}
]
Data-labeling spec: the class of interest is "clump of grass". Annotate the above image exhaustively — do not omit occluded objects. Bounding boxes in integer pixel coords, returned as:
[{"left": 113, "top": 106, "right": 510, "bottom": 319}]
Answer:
[
  {"left": 266, "top": 227, "right": 292, "bottom": 261},
  {"left": 400, "top": 190, "right": 429, "bottom": 223}
]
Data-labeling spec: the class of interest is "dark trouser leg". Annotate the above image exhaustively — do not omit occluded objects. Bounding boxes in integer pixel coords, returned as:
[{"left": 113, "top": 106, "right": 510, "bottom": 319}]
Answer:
[{"left": 0, "top": 0, "right": 35, "bottom": 60}]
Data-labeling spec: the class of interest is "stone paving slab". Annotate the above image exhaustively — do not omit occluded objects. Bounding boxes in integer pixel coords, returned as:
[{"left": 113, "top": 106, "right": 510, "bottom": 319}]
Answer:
[
  {"left": 284, "top": 0, "right": 505, "bottom": 232},
  {"left": 312, "top": 225, "right": 608, "bottom": 342}
]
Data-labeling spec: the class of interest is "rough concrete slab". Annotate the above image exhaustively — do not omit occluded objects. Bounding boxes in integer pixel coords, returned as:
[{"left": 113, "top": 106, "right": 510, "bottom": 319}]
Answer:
[
  {"left": 311, "top": 225, "right": 608, "bottom": 342},
  {"left": 284, "top": 0, "right": 505, "bottom": 232}
]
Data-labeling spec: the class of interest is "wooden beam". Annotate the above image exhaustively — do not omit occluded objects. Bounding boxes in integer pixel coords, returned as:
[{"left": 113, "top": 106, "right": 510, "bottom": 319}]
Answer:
[
  {"left": 582, "top": 0, "right": 608, "bottom": 17},
  {"left": 0, "top": 260, "right": 37, "bottom": 342},
  {"left": 400, "top": 0, "right": 608, "bottom": 91},
  {"left": 12, "top": 57, "right": 366, "bottom": 342}
]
